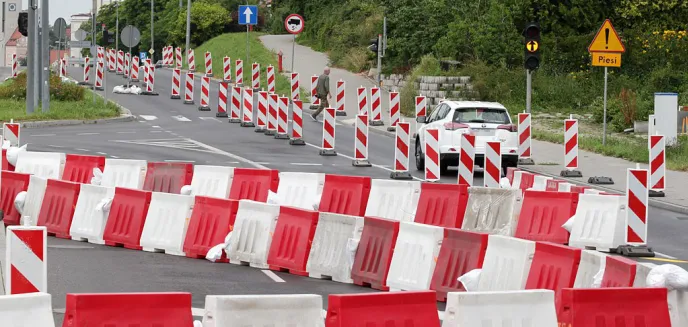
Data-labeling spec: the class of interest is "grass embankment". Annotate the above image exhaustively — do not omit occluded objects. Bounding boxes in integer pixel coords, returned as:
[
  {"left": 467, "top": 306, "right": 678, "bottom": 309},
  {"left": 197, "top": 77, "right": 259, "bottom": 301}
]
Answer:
[{"left": 191, "top": 32, "right": 306, "bottom": 99}]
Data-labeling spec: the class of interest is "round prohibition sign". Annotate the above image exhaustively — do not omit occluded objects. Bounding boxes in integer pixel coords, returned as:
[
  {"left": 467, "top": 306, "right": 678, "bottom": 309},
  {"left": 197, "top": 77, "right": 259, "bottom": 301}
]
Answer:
[{"left": 285, "top": 14, "right": 305, "bottom": 35}]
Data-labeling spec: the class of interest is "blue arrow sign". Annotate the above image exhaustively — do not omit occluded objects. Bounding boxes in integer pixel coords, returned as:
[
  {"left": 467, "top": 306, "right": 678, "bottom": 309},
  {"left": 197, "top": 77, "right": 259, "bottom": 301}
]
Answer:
[{"left": 238, "top": 5, "right": 258, "bottom": 25}]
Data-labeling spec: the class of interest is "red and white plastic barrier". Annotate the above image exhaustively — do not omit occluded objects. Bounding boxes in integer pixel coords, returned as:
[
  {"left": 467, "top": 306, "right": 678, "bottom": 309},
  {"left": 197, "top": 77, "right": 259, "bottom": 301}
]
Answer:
[
  {"left": 235, "top": 59, "right": 243, "bottom": 85},
  {"left": 3, "top": 122, "right": 20, "bottom": 147},
  {"left": 320, "top": 108, "right": 337, "bottom": 156},
  {"left": 252, "top": 63, "right": 260, "bottom": 89},
  {"left": 217, "top": 82, "right": 229, "bottom": 118},
  {"left": 266, "top": 65, "right": 275, "bottom": 93},
  {"left": 266, "top": 94, "right": 278, "bottom": 135},
  {"left": 276, "top": 96, "right": 289, "bottom": 139},
  {"left": 242, "top": 88, "right": 254, "bottom": 127},
  {"left": 649, "top": 135, "right": 665, "bottom": 192},
  {"left": 5, "top": 226, "right": 47, "bottom": 294},
  {"left": 353, "top": 114, "right": 370, "bottom": 166},
  {"left": 95, "top": 62, "right": 104, "bottom": 90},
  {"left": 145, "top": 66, "right": 155, "bottom": 93},
  {"left": 290, "top": 100, "right": 305, "bottom": 145},
  {"left": 311, "top": 75, "right": 320, "bottom": 106},
  {"left": 223, "top": 56, "right": 231, "bottom": 82},
  {"left": 626, "top": 168, "right": 648, "bottom": 245},
  {"left": 11, "top": 53, "right": 17, "bottom": 77},
  {"left": 393, "top": 122, "right": 411, "bottom": 174},
  {"left": 564, "top": 118, "right": 579, "bottom": 170},
  {"left": 143, "top": 64, "right": 149, "bottom": 86},
  {"left": 130, "top": 56, "right": 140, "bottom": 82},
  {"left": 425, "top": 129, "right": 440, "bottom": 181},
  {"left": 124, "top": 53, "right": 130, "bottom": 77},
  {"left": 198, "top": 76, "right": 210, "bottom": 111},
  {"left": 171, "top": 69, "right": 181, "bottom": 99},
  {"left": 116, "top": 50, "right": 124, "bottom": 74},
  {"left": 183, "top": 72, "right": 194, "bottom": 104},
  {"left": 484, "top": 141, "right": 501, "bottom": 187},
  {"left": 357, "top": 86, "right": 367, "bottom": 115},
  {"left": 230, "top": 86, "right": 241, "bottom": 123},
  {"left": 175, "top": 47, "right": 182, "bottom": 69},
  {"left": 290, "top": 72, "right": 299, "bottom": 101},
  {"left": 256, "top": 91, "right": 268, "bottom": 131},
  {"left": 187, "top": 49, "right": 195, "bottom": 72},
  {"left": 107, "top": 48, "right": 115, "bottom": 71},
  {"left": 60, "top": 58, "right": 67, "bottom": 77},
  {"left": 203, "top": 51, "right": 212, "bottom": 76},
  {"left": 161, "top": 46, "right": 169, "bottom": 66},
  {"left": 459, "top": 134, "right": 475, "bottom": 186},
  {"left": 96, "top": 46, "right": 104, "bottom": 64},
  {"left": 416, "top": 96, "right": 427, "bottom": 118},
  {"left": 518, "top": 113, "right": 532, "bottom": 158},
  {"left": 369, "top": 87, "right": 383, "bottom": 126},
  {"left": 336, "top": 80, "right": 345, "bottom": 115},
  {"left": 388, "top": 91, "right": 400, "bottom": 130},
  {"left": 82, "top": 57, "right": 91, "bottom": 83}
]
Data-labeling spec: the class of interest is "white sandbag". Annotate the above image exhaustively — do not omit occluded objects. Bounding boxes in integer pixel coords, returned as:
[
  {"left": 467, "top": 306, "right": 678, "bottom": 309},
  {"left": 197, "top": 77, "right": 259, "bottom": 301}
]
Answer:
[
  {"left": 6, "top": 144, "right": 27, "bottom": 166},
  {"left": 499, "top": 177, "right": 511, "bottom": 189},
  {"left": 180, "top": 185, "right": 192, "bottom": 195},
  {"left": 458, "top": 269, "right": 481, "bottom": 292},
  {"left": 90, "top": 168, "right": 103, "bottom": 185},
  {"left": 561, "top": 215, "right": 575, "bottom": 233},
  {"left": 647, "top": 264, "right": 688, "bottom": 291},
  {"left": 13, "top": 191, "right": 26, "bottom": 216}
]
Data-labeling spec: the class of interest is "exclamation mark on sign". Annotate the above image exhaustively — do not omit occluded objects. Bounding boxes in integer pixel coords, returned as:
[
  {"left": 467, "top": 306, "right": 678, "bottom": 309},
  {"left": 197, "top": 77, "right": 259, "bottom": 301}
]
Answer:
[{"left": 605, "top": 28, "right": 610, "bottom": 49}]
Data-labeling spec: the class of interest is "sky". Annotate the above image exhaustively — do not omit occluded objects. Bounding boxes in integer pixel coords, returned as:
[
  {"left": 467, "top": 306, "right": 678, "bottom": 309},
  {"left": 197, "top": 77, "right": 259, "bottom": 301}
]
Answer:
[{"left": 21, "top": 0, "right": 96, "bottom": 24}]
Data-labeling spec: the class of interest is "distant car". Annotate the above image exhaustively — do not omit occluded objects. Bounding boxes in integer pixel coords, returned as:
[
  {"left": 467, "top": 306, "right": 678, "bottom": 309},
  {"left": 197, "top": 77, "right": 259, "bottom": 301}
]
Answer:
[
  {"left": 414, "top": 100, "right": 519, "bottom": 175},
  {"left": 155, "top": 60, "right": 164, "bottom": 68}
]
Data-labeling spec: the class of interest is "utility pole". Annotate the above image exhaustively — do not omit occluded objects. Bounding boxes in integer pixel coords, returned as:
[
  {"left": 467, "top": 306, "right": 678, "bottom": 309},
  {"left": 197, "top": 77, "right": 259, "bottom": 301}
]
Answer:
[
  {"left": 92, "top": 0, "right": 97, "bottom": 104},
  {"left": 115, "top": 0, "right": 119, "bottom": 51},
  {"left": 41, "top": 0, "right": 49, "bottom": 112},
  {"left": 376, "top": 34, "right": 382, "bottom": 87},
  {"left": 185, "top": 0, "right": 191, "bottom": 53},
  {"left": 151, "top": 0, "right": 154, "bottom": 61},
  {"left": 26, "top": 0, "right": 36, "bottom": 114}
]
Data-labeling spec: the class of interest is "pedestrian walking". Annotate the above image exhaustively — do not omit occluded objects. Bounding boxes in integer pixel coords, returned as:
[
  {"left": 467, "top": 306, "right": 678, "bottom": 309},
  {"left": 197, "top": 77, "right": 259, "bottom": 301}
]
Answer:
[{"left": 311, "top": 67, "right": 331, "bottom": 121}]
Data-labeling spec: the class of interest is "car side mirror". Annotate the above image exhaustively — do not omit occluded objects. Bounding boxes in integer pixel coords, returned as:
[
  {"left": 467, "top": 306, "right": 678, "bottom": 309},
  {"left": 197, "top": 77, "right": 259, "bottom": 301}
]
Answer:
[{"left": 416, "top": 116, "right": 427, "bottom": 124}]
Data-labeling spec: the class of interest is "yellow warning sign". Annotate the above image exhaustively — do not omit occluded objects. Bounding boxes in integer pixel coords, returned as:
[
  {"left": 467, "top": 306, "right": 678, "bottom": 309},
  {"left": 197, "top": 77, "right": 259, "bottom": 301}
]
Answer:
[
  {"left": 588, "top": 19, "right": 625, "bottom": 53},
  {"left": 591, "top": 52, "right": 621, "bottom": 67},
  {"left": 526, "top": 40, "right": 539, "bottom": 53}
]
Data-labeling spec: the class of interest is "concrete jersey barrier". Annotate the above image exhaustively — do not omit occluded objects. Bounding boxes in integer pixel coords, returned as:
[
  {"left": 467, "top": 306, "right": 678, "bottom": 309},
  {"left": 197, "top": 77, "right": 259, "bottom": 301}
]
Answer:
[{"left": 462, "top": 187, "right": 522, "bottom": 236}]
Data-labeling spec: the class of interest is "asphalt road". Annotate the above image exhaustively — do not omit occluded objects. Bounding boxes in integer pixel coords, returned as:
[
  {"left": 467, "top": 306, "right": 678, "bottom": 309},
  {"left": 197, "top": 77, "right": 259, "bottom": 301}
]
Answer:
[{"left": 28, "top": 66, "right": 688, "bottom": 324}]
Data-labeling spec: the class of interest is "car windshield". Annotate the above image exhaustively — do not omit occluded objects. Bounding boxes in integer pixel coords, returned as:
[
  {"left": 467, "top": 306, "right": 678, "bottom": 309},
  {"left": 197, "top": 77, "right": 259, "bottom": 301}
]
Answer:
[{"left": 453, "top": 108, "right": 510, "bottom": 124}]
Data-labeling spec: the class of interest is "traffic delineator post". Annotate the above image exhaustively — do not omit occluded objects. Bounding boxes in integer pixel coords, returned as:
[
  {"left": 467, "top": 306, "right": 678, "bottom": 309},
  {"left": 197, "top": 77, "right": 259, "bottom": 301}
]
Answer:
[
  {"left": 357, "top": 86, "right": 368, "bottom": 115},
  {"left": 187, "top": 49, "right": 195, "bottom": 72},
  {"left": 561, "top": 116, "right": 583, "bottom": 177},
  {"left": 387, "top": 91, "right": 400, "bottom": 131},
  {"left": 130, "top": 56, "right": 140, "bottom": 82},
  {"left": 198, "top": 76, "right": 211, "bottom": 111},
  {"left": 11, "top": 53, "right": 17, "bottom": 77},
  {"left": 266, "top": 65, "right": 275, "bottom": 93},
  {"left": 123, "top": 53, "right": 130, "bottom": 78},
  {"left": 265, "top": 94, "right": 278, "bottom": 135},
  {"left": 235, "top": 59, "right": 243, "bottom": 86},
  {"left": 252, "top": 63, "right": 260, "bottom": 90},
  {"left": 116, "top": 50, "right": 124, "bottom": 75},
  {"left": 290, "top": 72, "right": 299, "bottom": 101},
  {"left": 390, "top": 121, "right": 412, "bottom": 180},
  {"left": 335, "top": 79, "right": 347, "bottom": 116},
  {"left": 204, "top": 51, "right": 213, "bottom": 77},
  {"left": 518, "top": 113, "right": 535, "bottom": 165},
  {"left": 175, "top": 47, "right": 182, "bottom": 69},
  {"left": 275, "top": 96, "right": 289, "bottom": 139},
  {"left": 649, "top": 135, "right": 666, "bottom": 197},
  {"left": 369, "top": 87, "right": 384, "bottom": 126},
  {"left": 217, "top": 82, "right": 229, "bottom": 118},
  {"left": 289, "top": 100, "right": 306, "bottom": 146},
  {"left": 183, "top": 72, "right": 194, "bottom": 104},
  {"left": 255, "top": 90, "right": 268, "bottom": 132},
  {"left": 319, "top": 108, "right": 337, "bottom": 156},
  {"left": 484, "top": 141, "right": 501, "bottom": 187},
  {"left": 415, "top": 96, "right": 427, "bottom": 118},
  {"left": 223, "top": 56, "right": 231, "bottom": 82},
  {"left": 5, "top": 226, "right": 47, "bottom": 294},
  {"left": 310, "top": 75, "right": 320, "bottom": 109},
  {"left": 80, "top": 57, "right": 91, "bottom": 85},
  {"left": 229, "top": 86, "right": 242, "bottom": 123},
  {"left": 425, "top": 129, "right": 440, "bottom": 182},
  {"left": 241, "top": 88, "right": 255, "bottom": 127},
  {"left": 458, "top": 134, "right": 475, "bottom": 186},
  {"left": 170, "top": 68, "right": 181, "bottom": 99},
  {"left": 94, "top": 62, "right": 104, "bottom": 91},
  {"left": 141, "top": 65, "right": 159, "bottom": 95},
  {"left": 353, "top": 114, "right": 372, "bottom": 167}
]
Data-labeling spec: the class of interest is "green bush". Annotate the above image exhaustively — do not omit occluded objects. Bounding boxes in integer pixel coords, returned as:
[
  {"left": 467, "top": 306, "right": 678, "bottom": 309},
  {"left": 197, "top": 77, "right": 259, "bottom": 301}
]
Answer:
[
  {"left": 399, "top": 55, "right": 442, "bottom": 116},
  {"left": 0, "top": 71, "right": 84, "bottom": 102}
]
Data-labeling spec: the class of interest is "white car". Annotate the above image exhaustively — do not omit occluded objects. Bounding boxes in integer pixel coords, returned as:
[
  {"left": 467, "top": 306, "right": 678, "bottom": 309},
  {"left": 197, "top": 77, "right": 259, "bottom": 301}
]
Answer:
[{"left": 414, "top": 100, "right": 519, "bottom": 175}]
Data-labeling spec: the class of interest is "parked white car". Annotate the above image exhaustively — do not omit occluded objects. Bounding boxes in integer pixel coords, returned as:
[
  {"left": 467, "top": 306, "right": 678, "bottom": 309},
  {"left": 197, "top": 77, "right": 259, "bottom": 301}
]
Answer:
[{"left": 414, "top": 100, "right": 519, "bottom": 175}]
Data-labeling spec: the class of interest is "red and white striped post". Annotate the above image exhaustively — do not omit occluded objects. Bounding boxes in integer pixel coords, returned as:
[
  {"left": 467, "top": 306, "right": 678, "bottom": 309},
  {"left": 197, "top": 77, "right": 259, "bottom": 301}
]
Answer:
[
  {"left": 425, "top": 129, "right": 440, "bottom": 182},
  {"left": 183, "top": 72, "right": 194, "bottom": 104},
  {"left": 187, "top": 49, "right": 196, "bottom": 72},
  {"left": 94, "top": 61, "right": 104, "bottom": 91},
  {"left": 290, "top": 72, "right": 300, "bottom": 101},
  {"left": 83, "top": 57, "right": 91, "bottom": 84},
  {"left": 369, "top": 87, "right": 383, "bottom": 126},
  {"left": 353, "top": 114, "right": 372, "bottom": 167},
  {"left": 142, "top": 64, "right": 149, "bottom": 87},
  {"left": 241, "top": 88, "right": 255, "bottom": 127},
  {"left": 561, "top": 117, "right": 582, "bottom": 177},
  {"left": 649, "top": 135, "right": 666, "bottom": 197},
  {"left": 116, "top": 50, "right": 124, "bottom": 74},
  {"left": 175, "top": 47, "right": 182, "bottom": 69},
  {"left": 251, "top": 63, "right": 260, "bottom": 89},
  {"left": 255, "top": 90, "right": 268, "bottom": 132},
  {"left": 265, "top": 93, "right": 278, "bottom": 135},
  {"left": 626, "top": 168, "right": 648, "bottom": 245},
  {"left": 275, "top": 96, "right": 290, "bottom": 139},
  {"left": 198, "top": 76, "right": 211, "bottom": 111},
  {"left": 484, "top": 141, "right": 501, "bottom": 188},
  {"left": 130, "top": 56, "right": 140, "bottom": 82},
  {"left": 124, "top": 52, "right": 130, "bottom": 77},
  {"left": 143, "top": 66, "right": 156, "bottom": 94},
  {"left": 310, "top": 75, "right": 320, "bottom": 108},
  {"left": 217, "top": 82, "right": 229, "bottom": 118},
  {"left": 162, "top": 46, "right": 168, "bottom": 66},
  {"left": 223, "top": 56, "right": 231, "bottom": 82},
  {"left": 266, "top": 65, "right": 275, "bottom": 93},
  {"left": 204, "top": 51, "right": 213, "bottom": 77},
  {"left": 11, "top": 53, "right": 17, "bottom": 77},
  {"left": 290, "top": 99, "right": 305, "bottom": 146},
  {"left": 108, "top": 49, "right": 116, "bottom": 72},
  {"left": 518, "top": 113, "right": 533, "bottom": 164},
  {"left": 235, "top": 59, "right": 243, "bottom": 85},
  {"left": 335, "top": 79, "right": 346, "bottom": 116},
  {"left": 96, "top": 46, "right": 104, "bottom": 64},
  {"left": 357, "top": 86, "right": 368, "bottom": 115},
  {"left": 3, "top": 122, "right": 20, "bottom": 147},
  {"left": 390, "top": 121, "right": 412, "bottom": 180},
  {"left": 319, "top": 108, "right": 337, "bottom": 156},
  {"left": 387, "top": 91, "right": 400, "bottom": 132},
  {"left": 458, "top": 134, "right": 476, "bottom": 186},
  {"left": 5, "top": 226, "right": 47, "bottom": 294},
  {"left": 416, "top": 96, "right": 427, "bottom": 118},
  {"left": 167, "top": 46, "right": 174, "bottom": 66},
  {"left": 229, "top": 86, "right": 242, "bottom": 123},
  {"left": 60, "top": 58, "right": 67, "bottom": 77}
]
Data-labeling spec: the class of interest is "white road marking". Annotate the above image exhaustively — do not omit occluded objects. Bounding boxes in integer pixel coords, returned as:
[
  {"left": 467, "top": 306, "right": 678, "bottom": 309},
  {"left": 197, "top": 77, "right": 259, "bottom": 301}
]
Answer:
[
  {"left": 110, "top": 155, "right": 120, "bottom": 158},
  {"left": 150, "top": 131, "right": 163, "bottom": 133},
  {"left": 655, "top": 251, "right": 678, "bottom": 259},
  {"left": 184, "top": 139, "right": 268, "bottom": 169},
  {"left": 117, "top": 131, "right": 136, "bottom": 134},
  {"left": 77, "top": 133, "right": 99, "bottom": 136},
  {"left": 290, "top": 163, "right": 322, "bottom": 166},
  {"left": 191, "top": 307, "right": 205, "bottom": 317},
  {"left": 75, "top": 148, "right": 90, "bottom": 152},
  {"left": 254, "top": 162, "right": 270, "bottom": 165},
  {"left": 226, "top": 161, "right": 240, "bottom": 164},
  {"left": 261, "top": 270, "right": 286, "bottom": 283},
  {"left": 172, "top": 115, "right": 192, "bottom": 122},
  {"left": 48, "top": 145, "right": 64, "bottom": 148},
  {"left": 139, "top": 115, "right": 158, "bottom": 121},
  {"left": 152, "top": 125, "right": 161, "bottom": 128},
  {"left": 199, "top": 117, "right": 221, "bottom": 122},
  {"left": 96, "top": 152, "right": 107, "bottom": 155},
  {"left": 30, "top": 134, "right": 56, "bottom": 137}
]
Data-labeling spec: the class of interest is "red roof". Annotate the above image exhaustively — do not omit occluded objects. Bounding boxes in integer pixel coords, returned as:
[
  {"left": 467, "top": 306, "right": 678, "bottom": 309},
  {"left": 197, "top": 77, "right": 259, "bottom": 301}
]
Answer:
[{"left": 5, "top": 27, "right": 23, "bottom": 46}]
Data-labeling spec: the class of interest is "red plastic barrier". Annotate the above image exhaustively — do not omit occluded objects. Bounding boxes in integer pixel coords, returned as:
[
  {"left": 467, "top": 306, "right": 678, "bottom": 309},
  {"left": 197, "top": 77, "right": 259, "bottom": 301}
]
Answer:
[
  {"left": 325, "top": 291, "right": 441, "bottom": 327},
  {"left": 102, "top": 187, "right": 152, "bottom": 250},
  {"left": 183, "top": 196, "right": 239, "bottom": 261},
  {"left": 545, "top": 179, "right": 564, "bottom": 191},
  {"left": 319, "top": 174, "right": 371, "bottom": 216},
  {"left": 62, "top": 154, "right": 105, "bottom": 184},
  {"left": 351, "top": 216, "right": 399, "bottom": 291},
  {"left": 228, "top": 168, "right": 279, "bottom": 202},
  {"left": 1, "top": 171, "right": 30, "bottom": 226},
  {"left": 267, "top": 206, "right": 319, "bottom": 276},
  {"left": 559, "top": 288, "right": 671, "bottom": 326},
  {"left": 601, "top": 255, "right": 636, "bottom": 288},
  {"left": 414, "top": 183, "right": 468, "bottom": 228},
  {"left": 569, "top": 185, "right": 589, "bottom": 194},
  {"left": 518, "top": 171, "right": 535, "bottom": 190},
  {"left": 1, "top": 149, "right": 11, "bottom": 171},
  {"left": 62, "top": 292, "right": 194, "bottom": 327},
  {"left": 525, "top": 242, "right": 581, "bottom": 319},
  {"left": 506, "top": 167, "right": 519, "bottom": 185},
  {"left": 36, "top": 179, "right": 81, "bottom": 238},
  {"left": 143, "top": 162, "right": 193, "bottom": 194},
  {"left": 515, "top": 190, "right": 579, "bottom": 244},
  {"left": 430, "top": 229, "right": 488, "bottom": 301}
]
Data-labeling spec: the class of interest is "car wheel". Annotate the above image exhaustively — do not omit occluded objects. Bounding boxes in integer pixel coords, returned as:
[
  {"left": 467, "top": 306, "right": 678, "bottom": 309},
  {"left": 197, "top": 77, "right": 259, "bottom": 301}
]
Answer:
[{"left": 415, "top": 140, "right": 424, "bottom": 171}]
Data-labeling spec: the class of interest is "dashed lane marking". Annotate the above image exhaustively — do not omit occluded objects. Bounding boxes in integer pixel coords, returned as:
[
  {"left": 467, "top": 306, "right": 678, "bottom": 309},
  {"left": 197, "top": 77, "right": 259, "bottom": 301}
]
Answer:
[
  {"left": 96, "top": 152, "right": 107, "bottom": 155},
  {"left": 172, "top": 115, "right": 192, "bottom": 122},
  {"left": 290, "top": 163, "right": 322, "bottom": 166},
  {"left": 117, "top": 131, "right": 136, "bottom": 134},
  {"left": 261, "top": 270, "right": 286, "bottom": 283},
  {"left": 77, "top": 133, "right": 100, "bottom": 136},
  {"left": 152, "top": 125, "right": 161, "bottom": 128},
  {"left": 139, "top": 115, "right": 158, "bottom": 121},
  {"left": 75, "top": 148, "right": 90, "bottom": 152},
  {"left": 48, "top": 145, "right": 64, "bottom": 148},
  {"left": 199, "top": 117, "right": 222, "bottom": 122},
  {"left": 29, "top": 134, "right": 56, "bottom": 137}
]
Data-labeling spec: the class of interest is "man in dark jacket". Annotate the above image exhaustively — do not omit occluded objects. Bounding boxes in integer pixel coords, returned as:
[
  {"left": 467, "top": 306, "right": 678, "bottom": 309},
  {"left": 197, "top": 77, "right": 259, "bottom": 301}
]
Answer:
[{"left": 310, "top": 67, "right": 331, "bottom": 121}]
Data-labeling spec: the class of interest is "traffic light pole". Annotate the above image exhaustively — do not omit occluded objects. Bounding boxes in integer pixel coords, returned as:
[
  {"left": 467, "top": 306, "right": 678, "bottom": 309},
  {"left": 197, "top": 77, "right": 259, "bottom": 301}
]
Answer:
[
  {"left": 26, "top": 1, "right": 35, "bottom": 114},
  {"left": 376, "top": 34, "right": 382, "bottom": 87},
  {"left": 41, "top": 0, "right": 49, "bottom": 112},
  {"left": 526, "top": 69, "right": 532, "bottom": 113}
]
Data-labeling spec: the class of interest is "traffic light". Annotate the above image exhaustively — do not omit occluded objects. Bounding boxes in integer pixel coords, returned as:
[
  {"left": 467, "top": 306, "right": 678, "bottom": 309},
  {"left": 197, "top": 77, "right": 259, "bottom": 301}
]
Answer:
[
  {"left": 523, "top": 22, "right": 541, "bottom": 70},
  {"left": 18, "top": 12, "right": 28, "bottom": 37},
  {"left": 103, "top": 28, "right": 110, "bottom": 45},
  {"left": 368, "top": 37, "right": 379, "bottom": 53}
]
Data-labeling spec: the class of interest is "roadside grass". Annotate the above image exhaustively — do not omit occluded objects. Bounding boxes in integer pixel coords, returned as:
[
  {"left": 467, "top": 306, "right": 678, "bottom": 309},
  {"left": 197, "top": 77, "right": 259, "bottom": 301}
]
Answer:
[
  {"left": 192, "top": 32, "right": 307, "bottom": 99},
  {"left": 0, "top": 90, "right": 120, "bottom": 122}
]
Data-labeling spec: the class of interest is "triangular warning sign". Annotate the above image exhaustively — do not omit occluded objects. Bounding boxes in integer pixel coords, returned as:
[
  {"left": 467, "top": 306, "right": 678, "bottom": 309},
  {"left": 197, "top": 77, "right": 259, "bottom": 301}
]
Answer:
[{"left": 588, "top": 19, "right": 625, "bottom": 53}]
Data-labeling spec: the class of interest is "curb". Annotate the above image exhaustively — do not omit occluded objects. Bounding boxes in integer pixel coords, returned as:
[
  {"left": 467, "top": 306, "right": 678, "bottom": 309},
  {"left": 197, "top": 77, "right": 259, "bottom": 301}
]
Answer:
[
  {"left": 17, "top": 101, "right": 136, "bottom": 129},
  {"left": 519, "top": 166, "right": 688, "bottom": 215}
]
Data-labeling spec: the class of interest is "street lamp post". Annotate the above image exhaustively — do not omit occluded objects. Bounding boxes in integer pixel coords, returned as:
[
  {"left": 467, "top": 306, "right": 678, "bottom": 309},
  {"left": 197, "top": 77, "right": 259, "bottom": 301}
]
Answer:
[
  {"left": 185, "top": 0, "right": 191, "bottom": 54},
  {"left": 115, "top": 1, "right": 119, "bottom": 51}
]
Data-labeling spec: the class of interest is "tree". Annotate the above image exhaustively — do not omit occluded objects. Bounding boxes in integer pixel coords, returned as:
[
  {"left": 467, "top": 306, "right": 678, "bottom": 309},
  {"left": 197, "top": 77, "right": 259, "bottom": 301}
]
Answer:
[{"left": 169, "top": 0, "right": 232, "bottom": 47}]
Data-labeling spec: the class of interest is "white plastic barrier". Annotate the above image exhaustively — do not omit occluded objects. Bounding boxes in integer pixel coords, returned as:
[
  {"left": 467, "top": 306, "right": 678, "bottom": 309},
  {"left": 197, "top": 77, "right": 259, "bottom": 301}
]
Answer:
[
  {"left": 443, "top": 290, "right": 557, "bottom": 326},
  {"left": 669, "top": 290, "right": 688, "bottom": 327},
  {"left": 511, "top": 171, "right": 525, "bottom": 189},
  {"left": 226, "top": 200, "right": 280, "bottom": 268},
  {"left": 202, "top": 294, "right": 324, "bottom": 327},
  {"left": 70, "top": 184, "right": 116, "bottom": 244},
  {"left": 558, "top": 182, "right": 573, "bottom": 192},
  {"left": 15, "top": 151, "right": 65, "bottom": 179},
  {"left": 568, "top": 194, "right": 626, "bottom": 252},
  {"left": 573, "top": 249, "right": 607, "bottom": 288},
  {"left": 633, "top": 262, "right": 656, "bottom": 287},
  {"left": 462, "top": 187, "right": 523, "bottom": 236},
  {"left": 21, "top": 176, "right": 47, "bottom": 226},
  {"left": 531, "top": 175, "right": 552, "bottom": 191},
  {"left": 306, "top": 212, "right": 363, "bottom": 283},
  {"left": 478, "top": 235, "right": 535, "bottom": 291},
  {"left": 140, "top": 192, "right": 195, "bottom": 256},
  {"left": 364, "top": 179, "right": 420, "bottom": 222},
  {"left": 584, "top": 188, "right": 603, "bottom": 195},
  {"left": 0, "top": 292, "right": 55, "bottom": 327},
  {"left": 275, "top": 172, "right": 324, "bottom": 210},
  {"left": 189, "top": 165, "right": 234, "bottom": 198},
  {"left": 386, "top": 222, "right": 444, "bottom": 291},
  {"left": 100, "top": 159, "right": 147, "bottom": 189}
]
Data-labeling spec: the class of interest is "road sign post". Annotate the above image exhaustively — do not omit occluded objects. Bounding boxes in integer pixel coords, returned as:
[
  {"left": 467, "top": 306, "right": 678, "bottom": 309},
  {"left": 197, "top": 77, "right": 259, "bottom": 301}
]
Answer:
[
  {"left": 121, "top": 25, "right": 141, "bottom": 89},
  {"left": 239, "top": 5, "right": 258, "bottom": 69},
  {"left": 285, "top": 14, "right": 304, "bottom": 75},
  {"left": 588, "top": 19, "right": 625, "bottom": 146}
]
